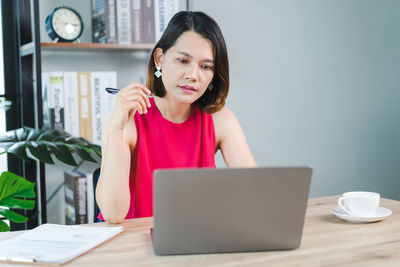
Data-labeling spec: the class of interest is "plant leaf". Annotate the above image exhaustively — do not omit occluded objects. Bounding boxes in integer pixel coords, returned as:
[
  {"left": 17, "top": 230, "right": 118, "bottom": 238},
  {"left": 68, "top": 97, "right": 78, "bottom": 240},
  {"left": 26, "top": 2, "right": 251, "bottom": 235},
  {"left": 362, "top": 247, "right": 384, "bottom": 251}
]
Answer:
[
  {"left": 54, "top": 129, "right": 71, "bottom": 139},
  {"left": 37, "top": 130, "right": 58, "bottom": 141},
  {"left": 0, "top": 207, "right": 28, "bottom": 223},
  {"left": 0, "top": 142, "right": 16, "bottom": 150},
  {"left": 0, "top": 219, "right": 10, "bottom": 232},
  {"left": 15, "top": 128, "right": 29, "bottom": 141},
  {"left": 0, "top": 172, "right": 35, "bottom": 225},
  {"left": 94, "top": 149, "right": 102, "bottom": 157},
  {"left": 36, "top": 128, "right": 67, "bottom": 142},
  {"left": 0, "top": 130, "right": 17, "bottom": 150},
  {"left": 47, "top": 143, "right": 77, "bottom": 166},
  {"left": 65, "top": 137, "right": 90, "bottom": 146},
  {"left": 27, "top": 141, "right": 54, "bottom": 164},
  {"left": 0, "top": 197, "right": 35, "bottom": 209},
  {"left": 13, "top": 188, "right": 36, "bottom": 198},
  {"left": 0, "top": 171, "right": 35, "bottom": 201},
  {"left": 0, "top": 130, "right": 17, "bottom": 143},
  {"left": 26, "top": 127, "right": 42, "bottom": 141},
  {"left": 6, "top": 142, "right": 30, "bottom": 162},
  {"left": 89, "top": 144, "right": 102, "bottom": 156},
  {"left": 72, "top": 145, "right": 97, "bottom": 163}
]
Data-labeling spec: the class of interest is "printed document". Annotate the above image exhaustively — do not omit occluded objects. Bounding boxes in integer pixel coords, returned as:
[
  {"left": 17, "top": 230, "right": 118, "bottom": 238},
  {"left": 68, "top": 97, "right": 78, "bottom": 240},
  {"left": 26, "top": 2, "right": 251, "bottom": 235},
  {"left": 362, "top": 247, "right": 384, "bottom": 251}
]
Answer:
[{"left": 0, "top": 223, "right": 123, "bottom": 264}]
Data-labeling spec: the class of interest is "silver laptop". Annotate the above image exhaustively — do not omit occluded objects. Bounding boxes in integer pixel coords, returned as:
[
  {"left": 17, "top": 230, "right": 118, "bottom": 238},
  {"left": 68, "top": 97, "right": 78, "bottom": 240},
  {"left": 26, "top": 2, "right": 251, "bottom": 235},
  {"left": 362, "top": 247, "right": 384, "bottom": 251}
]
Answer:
[{"left": 152, "top": 167, "right": 312, "bottom": 255}]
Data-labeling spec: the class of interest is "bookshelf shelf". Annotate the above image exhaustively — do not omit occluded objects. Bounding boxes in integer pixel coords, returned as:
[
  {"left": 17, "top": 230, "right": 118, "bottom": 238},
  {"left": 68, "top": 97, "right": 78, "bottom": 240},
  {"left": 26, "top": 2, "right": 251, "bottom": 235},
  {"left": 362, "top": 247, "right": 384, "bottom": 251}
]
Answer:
[{"left": 41, "top": 42, "right": 155, "bottom": 51}]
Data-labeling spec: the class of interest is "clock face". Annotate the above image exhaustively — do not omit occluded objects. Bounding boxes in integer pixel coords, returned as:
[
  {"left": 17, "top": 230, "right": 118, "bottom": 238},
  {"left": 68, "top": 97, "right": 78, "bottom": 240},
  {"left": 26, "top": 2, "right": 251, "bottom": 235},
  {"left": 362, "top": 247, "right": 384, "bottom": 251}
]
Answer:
[{"left": 51, "top": 8, "right": 82, "bottom": 41}]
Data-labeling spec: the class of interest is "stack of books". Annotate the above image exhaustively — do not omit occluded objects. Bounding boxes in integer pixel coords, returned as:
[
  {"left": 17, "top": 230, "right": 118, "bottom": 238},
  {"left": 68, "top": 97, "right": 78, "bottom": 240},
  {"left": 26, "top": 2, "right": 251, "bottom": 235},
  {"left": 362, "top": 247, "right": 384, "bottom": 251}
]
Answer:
[
  {"left": 91, "top": 0, "right": 180, "bottom": 44},
  {"left": 64, "top": 168, "right": 101, "bottom": 224}
]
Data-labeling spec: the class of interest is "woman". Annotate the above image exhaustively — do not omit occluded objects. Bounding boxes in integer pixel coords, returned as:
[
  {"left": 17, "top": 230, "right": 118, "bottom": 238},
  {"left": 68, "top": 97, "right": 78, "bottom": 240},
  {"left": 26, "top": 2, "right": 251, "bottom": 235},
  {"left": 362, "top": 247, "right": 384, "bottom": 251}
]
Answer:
[{"left": 96, "top": 11, "right": 257, "bottom": 223}]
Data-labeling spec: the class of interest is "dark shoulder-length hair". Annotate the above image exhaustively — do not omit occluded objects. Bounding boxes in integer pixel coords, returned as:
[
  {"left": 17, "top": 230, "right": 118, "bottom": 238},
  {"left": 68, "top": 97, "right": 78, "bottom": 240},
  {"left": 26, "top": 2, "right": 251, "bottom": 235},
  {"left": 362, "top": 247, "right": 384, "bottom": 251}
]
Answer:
[{"left": 146, "top": 11, "right": 229, "bottom": 114}]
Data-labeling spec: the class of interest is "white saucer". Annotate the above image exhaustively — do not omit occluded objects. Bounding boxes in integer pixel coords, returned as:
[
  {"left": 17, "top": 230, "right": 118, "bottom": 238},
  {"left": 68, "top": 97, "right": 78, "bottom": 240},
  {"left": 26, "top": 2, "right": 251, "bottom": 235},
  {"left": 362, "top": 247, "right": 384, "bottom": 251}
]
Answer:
[{"left": 331, "top": 206, "right": 392, "bottom": 223}]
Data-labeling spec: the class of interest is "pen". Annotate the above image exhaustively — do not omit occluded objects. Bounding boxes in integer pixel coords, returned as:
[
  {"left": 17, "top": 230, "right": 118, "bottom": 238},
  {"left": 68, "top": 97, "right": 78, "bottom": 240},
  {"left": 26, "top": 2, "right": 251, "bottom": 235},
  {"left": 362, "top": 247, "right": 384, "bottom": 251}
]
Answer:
[
  {"left": 105, "top": 87, "right": 153, "bottom": 97},
  {"left": 0, "top": 255, "right": 37, "bottom": 263},
  {"left": 9, "top": 256, "right": 36, "bottom": 263},
  {"left": 106, "top": 76, "right": 152, "bottom": 97}
]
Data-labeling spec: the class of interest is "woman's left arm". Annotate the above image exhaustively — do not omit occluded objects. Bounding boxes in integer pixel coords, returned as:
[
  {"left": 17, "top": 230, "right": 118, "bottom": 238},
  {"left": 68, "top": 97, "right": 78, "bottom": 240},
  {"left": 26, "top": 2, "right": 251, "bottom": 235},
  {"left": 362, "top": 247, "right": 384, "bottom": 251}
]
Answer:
[{"left": 213, "top": 107, "right": 257, "bottom": 167}]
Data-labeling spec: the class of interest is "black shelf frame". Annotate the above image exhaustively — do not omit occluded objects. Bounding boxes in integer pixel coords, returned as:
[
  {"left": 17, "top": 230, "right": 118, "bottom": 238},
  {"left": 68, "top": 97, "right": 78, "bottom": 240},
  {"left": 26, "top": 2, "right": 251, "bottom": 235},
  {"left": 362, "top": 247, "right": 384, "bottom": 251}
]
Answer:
[{"left": 2, "top": 0, "right": 46, "bottom": 230}]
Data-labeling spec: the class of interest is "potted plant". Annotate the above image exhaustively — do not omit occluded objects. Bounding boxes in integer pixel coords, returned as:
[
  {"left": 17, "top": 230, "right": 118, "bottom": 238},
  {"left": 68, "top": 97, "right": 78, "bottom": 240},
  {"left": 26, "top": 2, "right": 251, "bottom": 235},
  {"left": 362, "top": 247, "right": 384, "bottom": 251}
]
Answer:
[
  {"left": 0, "top": 171, "right": 36, "bottom": 231},
  {"left": 0, "top": 127, "right": 101, "bottom": 231}
]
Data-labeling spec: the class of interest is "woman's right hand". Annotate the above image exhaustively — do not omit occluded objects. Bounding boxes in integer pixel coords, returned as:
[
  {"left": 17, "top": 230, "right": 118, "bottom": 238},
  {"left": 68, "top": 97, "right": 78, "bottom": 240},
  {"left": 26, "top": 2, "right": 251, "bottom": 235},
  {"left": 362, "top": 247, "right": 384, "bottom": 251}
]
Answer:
[{"left": 108, "top": 82, "right": 152, "bottom": 131}]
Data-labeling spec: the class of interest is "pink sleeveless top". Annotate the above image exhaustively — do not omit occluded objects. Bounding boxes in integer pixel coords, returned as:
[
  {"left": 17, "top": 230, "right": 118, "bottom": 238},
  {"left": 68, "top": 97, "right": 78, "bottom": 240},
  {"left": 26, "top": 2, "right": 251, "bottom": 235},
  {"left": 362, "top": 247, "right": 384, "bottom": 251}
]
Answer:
[{"left": 99, "top": 97, "right": 216, "bottom": 220}]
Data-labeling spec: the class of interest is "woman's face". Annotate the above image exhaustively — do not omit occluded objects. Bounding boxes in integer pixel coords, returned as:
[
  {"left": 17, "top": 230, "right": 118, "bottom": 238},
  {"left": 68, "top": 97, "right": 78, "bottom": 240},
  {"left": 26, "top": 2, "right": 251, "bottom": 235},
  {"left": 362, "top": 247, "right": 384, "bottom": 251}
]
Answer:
[{"left": 155, "top": 31, "right": 215, "bottom": 103}]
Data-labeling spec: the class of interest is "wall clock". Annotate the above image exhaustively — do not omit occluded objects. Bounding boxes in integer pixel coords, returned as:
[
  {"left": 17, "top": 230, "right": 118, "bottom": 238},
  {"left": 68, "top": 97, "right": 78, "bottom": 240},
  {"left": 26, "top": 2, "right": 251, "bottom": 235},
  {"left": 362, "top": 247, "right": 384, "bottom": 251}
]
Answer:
[{"left": 45, "top": 6, "right": 84, "bottom": 42}]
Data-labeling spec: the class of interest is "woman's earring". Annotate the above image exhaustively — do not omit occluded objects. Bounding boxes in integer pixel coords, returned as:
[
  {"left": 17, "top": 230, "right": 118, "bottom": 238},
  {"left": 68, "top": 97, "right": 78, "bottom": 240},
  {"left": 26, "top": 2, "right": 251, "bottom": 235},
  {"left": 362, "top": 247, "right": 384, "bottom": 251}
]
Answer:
[
  {"left": 154, "top": 66, "right": 162, "bottom": 78},
  {"left": 208, "top": 83, "right": 214, "bottom": 90}
]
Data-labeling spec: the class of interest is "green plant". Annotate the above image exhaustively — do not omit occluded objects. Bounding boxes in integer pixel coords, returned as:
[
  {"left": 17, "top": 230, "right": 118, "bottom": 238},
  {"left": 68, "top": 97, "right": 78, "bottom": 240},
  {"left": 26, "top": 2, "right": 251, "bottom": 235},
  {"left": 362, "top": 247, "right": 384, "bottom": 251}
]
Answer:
[
  {"left": 0, "top": 127, "right": 101, "bottom": 166},
  {"left": 0, "top": 127, "right": 102, "bottom": 231},
  {"left": 0, "top": 171, "right": 36, "bottom": 231}
]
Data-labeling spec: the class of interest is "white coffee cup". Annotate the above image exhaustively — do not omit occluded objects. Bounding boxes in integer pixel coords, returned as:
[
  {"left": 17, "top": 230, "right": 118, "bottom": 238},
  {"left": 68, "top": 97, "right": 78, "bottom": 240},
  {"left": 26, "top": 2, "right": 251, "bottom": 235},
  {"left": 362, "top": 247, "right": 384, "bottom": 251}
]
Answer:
[{"left": 338, "top": 191, "right": 380, "bottom": 217}]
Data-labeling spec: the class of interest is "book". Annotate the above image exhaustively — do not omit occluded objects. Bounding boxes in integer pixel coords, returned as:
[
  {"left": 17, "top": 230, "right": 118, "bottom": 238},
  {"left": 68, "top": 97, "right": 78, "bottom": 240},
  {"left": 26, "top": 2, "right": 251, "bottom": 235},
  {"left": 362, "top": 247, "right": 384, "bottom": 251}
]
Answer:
[
  {"left": 78, "top": 72, "right": 93, "bottom": 142},
  {"left": 142, "top": 0, "right": 155, "bottom": 43},
  {"left": 64, "top": 171, "right": 87, "bottom": 225},
  {"left": 74, "top": 168, "right": 96, "bottom": 224},
  {"left": 91, "top": 0, "right": 107, "bottom": 43},
  {"left": 153, "top": 0, "right": 163, "bottom": 42},
  {"left": 49, "top": 72, "right": 65, "bottom": 130},
  {"left": 90, "top": 72, "right": 104, "bottom": 145},
  {"left": 41, "top": 72, "right": 51, "bottom": 128},
  {"left": 86, "top": 169, "right": 95, "bottom": 224},
  {"left": 0, "top": 224, "right": 123, "bottom": 264},
  {"left": 116, "top": 0, "right": 132, "bottom": 44},
  {"left": 90, "top": 71, "right": 117, "bottom": 145},
  {"left": 130, "top": 0, "right": 143, "bottom": 43},
  {"left": 154, "top": 0, "right": 179, "bottom": 42},
  {"left": 63, "top": 72, "right": 80, "bottom": 137},
  {"left": 101, "top": 71, "right": 117, "bottom": 122},
  {"left": 105, "top": 0, "right": 118, "bottom": 43}
]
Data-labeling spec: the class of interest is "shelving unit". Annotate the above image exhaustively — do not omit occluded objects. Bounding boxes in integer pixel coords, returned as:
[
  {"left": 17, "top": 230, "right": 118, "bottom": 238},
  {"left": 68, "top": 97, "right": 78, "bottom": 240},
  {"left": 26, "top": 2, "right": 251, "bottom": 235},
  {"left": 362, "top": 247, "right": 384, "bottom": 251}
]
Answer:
[{"left": 41, "top": 42, "right": 155, "bottom": 52}]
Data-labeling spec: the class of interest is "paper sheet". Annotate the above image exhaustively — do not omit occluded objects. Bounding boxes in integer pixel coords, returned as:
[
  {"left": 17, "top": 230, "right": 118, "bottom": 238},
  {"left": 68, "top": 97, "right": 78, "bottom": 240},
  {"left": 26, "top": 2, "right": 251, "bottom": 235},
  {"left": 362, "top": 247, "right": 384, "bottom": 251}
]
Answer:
[{"left": 0, "top": 223, "right": 123, "bottom": 264}]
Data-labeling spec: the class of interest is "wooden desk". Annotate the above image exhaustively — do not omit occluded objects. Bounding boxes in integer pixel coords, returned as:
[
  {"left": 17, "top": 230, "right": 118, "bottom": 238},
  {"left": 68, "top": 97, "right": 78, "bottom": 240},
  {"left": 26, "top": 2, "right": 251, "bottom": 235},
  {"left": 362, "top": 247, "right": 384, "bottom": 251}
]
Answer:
[{"left": 1, "top": 196, "right": 399, "bottom": 266}]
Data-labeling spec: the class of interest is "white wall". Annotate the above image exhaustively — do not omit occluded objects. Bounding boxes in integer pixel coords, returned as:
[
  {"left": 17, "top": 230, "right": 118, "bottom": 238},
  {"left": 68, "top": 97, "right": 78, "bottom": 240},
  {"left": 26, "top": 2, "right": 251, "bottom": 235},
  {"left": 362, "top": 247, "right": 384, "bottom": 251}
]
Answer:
[{"left": 193, "top": 0, "right": 400, "bottom": 199}]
